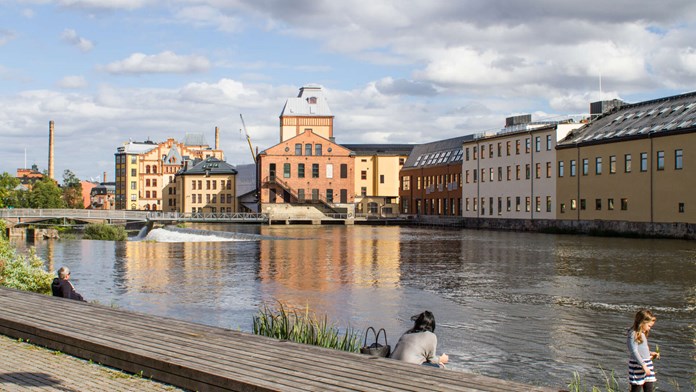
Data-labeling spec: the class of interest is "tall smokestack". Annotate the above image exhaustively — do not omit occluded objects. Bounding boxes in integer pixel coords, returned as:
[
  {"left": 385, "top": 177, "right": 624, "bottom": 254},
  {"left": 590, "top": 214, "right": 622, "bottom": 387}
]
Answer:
[
  {"left": 215, "top": 126, "right": 220, "bottom": 150},
  {"left": 103, "top": 171, "right": 107, "bottom": 183},
  {"left": 48, "top": 120, "right": 55, "bottom": 180}
]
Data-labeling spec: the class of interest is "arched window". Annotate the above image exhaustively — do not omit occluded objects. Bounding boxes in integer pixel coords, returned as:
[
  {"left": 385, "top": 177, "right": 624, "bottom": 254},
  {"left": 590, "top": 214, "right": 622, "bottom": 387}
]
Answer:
[
  {"left": 152, "top": 166, "right": 157, "bottom": 173},
  {"left": 151, "top": 204, "right": 157, "bottom": 211}
]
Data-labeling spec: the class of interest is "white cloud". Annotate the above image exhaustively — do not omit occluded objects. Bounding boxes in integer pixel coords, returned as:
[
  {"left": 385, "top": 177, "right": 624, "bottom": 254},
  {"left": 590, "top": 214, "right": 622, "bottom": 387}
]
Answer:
[
  {"left": 57, "top": 75, "right": 88, "bottom": 89},
  {"left": 174, "top": 5, "right": 242, "bottom": 33},
  {"left": 102, "top": 51, "right": 211, "bottom": 74},
  {"left": 60, "top": 29, "right": 94, "bottom": 52},
  {"left": 56, "top": 0, "right": 149, "bottom": 11}
]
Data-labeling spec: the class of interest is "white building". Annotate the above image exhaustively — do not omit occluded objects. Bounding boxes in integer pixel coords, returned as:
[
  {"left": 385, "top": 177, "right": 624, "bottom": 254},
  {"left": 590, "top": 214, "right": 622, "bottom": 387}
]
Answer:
[{"left": 461, "top": 115, "right": 579, "bottom": 219}]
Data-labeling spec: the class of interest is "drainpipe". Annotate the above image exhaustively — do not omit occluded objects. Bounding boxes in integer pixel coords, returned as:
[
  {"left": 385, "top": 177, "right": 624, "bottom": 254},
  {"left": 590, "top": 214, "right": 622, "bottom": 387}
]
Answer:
[
  {"left": 529, "top": 132, "right": 534, "bottom": 221},
  {"left": 476, "top": 140, "right": 480, "bottom": 218},
  {"left": 576, "top": 144, "right": 581, "bottom": 222},
  {"left": 649, "top": 131, "right": 654, "bottom": 223}
]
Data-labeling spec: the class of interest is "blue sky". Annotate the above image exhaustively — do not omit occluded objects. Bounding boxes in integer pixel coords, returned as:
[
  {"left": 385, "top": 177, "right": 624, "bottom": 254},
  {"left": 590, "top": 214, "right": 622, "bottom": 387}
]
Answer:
[{"left": 2, "top": 1, "right": 696, "bottom": 181}]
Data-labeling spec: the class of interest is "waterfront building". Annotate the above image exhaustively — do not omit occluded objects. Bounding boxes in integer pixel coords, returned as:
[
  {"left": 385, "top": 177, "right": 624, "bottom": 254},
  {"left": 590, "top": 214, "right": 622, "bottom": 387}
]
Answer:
[
  {"left": 15, "top": 164, "right": 44, "bottom": 190},
  {"left": 341, "top": 144, "right": 414, "bottom": 218},
  {"left": 80, "top": 181, "right": 96, "bottom": 208},
  {"left": 279, "top": 84, "right": 333, "bottom": 143},
  {"left": 399, "top": 136, "right": 472, "bottom": 216},
  {"left": 173, "top": 157, "right": 238, "bottom": 214},
  {"left": 89, "top": 182, "right": 115, "bottom": 210},
  {"left": 461, "top": 115, "right": 579, "bottom": 219},
  {"left": 556, "top": 92, "right": 696, "bottom": 224},
  {"left": 114, "top": 135, "right": 224, "bottom": 210}
]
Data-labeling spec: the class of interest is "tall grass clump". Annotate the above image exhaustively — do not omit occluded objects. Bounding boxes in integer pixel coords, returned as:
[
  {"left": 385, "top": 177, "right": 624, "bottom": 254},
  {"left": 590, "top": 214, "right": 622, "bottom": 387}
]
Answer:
[
  {"left": 0, "top": 221, "right": 54, "bottom": 294},
  {"left": 83, "top": 223, "right": 127, "bottom": 241},
  {"left": 567, "top": 368, "right": 621, "bottom": 392},
  {"left": 252, "top": 302, "right": 362, "bottom": 352}
]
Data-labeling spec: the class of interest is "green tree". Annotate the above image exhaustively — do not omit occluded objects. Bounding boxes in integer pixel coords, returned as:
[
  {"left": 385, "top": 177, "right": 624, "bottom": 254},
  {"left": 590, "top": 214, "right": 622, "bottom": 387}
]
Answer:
[
  {"left": 28, "top": 177, "right": 65, "bottom": 208},
  {"left": 62, "top": 169, "right": 83, "bottom": 209},
  {"left": 0, "top": 172, "right": 20, "bottom": 208}
]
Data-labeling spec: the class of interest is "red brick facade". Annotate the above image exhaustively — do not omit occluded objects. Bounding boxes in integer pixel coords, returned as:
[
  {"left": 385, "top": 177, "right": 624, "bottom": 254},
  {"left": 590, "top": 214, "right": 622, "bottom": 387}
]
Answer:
[{"left": 258, "top": 130, "right": 354, "bottom": 206}]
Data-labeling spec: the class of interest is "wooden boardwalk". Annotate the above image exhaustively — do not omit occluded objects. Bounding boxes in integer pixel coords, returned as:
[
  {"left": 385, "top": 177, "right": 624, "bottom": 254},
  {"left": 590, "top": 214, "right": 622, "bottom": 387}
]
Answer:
[{"left": 0, "top": 287, "right": 561, "bottom": 392}]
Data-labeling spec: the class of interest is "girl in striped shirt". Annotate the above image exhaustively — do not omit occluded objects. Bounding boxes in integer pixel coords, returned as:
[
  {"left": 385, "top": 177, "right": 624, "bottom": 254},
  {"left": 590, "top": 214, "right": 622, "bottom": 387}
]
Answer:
[{"left": 627, "top": 309, "right": 659, "bottom": 392}]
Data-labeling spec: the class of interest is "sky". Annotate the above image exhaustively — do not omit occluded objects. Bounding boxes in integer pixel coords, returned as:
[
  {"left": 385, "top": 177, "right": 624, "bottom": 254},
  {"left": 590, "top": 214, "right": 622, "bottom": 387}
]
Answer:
[{"left": 2, "top": 1, "right": 696, "bottom": 182}]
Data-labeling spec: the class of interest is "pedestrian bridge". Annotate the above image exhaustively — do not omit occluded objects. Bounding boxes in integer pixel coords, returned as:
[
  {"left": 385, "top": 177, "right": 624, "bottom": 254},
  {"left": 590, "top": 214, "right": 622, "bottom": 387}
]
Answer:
[{"left": 0, "top": 209, "right": 268, "bottom": 227}]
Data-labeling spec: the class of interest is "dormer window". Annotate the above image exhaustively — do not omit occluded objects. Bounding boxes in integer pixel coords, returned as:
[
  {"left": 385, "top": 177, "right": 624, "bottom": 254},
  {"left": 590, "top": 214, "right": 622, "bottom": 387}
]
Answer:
[{"left": 307, "top": 97, "right": 317, "bottom": 104}]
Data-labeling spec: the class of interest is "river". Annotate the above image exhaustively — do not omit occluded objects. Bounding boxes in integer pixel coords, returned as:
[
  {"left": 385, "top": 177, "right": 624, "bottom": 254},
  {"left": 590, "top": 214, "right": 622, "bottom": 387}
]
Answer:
[{"left": 15, "top": 224, "right": 696, "bottom": 391}]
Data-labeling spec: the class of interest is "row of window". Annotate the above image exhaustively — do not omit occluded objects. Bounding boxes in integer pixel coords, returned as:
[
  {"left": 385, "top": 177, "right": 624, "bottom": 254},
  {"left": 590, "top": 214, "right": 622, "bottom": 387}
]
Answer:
[
  {"left": 559, "top": 149, "right": 683, "bottom": 177},
  {"left": 189, "top": 207, "right": 234, "bottom": 213},
  {"left": 401, "top": 174, "right": 462, "bottom": 191},
  {"left": 465, "top": 196, "right": 552, "bottom": 214},
  {"left": 191, "top": 179, "right": 233, "bottom": 190},
  {"left": 292, "top": 143, "right": 325, "bottom": 156},
  {"left": 269, "top": 188, "right": 349, "bottom": 204},
  {"left": 188, "top": 193, "right": 235, "bottom": 204},
  {"left": 464, "top": 162, "right": 553, "bottom": 183},
  {"left": 401, "top": 198, "right": 462, "bottom": 215},
  {"left": 276, "top": 163, "right": 348, "bottom": 179},
  {"left": 465, "top": 135, "right": 553, "bottom": 161}
]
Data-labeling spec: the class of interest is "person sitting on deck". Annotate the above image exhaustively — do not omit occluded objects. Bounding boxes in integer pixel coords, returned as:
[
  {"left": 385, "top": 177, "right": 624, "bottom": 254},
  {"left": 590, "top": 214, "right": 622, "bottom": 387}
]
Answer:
[
  {"left": 51, "top": 266, "right": 85, "bottom": 301},
  {"left": 390, "top": 310, "right": 449, "bottom": 368}
]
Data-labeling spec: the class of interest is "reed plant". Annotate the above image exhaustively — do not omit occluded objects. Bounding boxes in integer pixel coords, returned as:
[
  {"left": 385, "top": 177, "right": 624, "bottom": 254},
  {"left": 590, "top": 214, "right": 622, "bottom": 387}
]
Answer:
[
  {"left": 567, "top": 368, "right": 620, "bottom": 392},
  {"left": 252, "top": 302, "right": 362, "bottom": 352}
]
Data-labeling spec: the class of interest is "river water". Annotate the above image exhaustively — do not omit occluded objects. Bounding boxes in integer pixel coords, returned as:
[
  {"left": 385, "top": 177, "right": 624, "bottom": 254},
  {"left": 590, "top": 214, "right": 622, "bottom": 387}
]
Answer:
[{"left": 16, "top": 224, "right": 696, "bottom": 391}]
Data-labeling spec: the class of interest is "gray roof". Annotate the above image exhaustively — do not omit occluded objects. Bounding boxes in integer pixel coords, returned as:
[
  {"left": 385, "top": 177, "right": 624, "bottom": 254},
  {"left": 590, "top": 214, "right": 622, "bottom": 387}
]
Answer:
[
  {"left": 118, "top": 141, "right": 158, "bottom": 154},
  {"left": 178, "top": 157, "right": 237, "bottom": 176},
  {"left": 341, "top": 144, "right": 415, "bottom": 156},
  {"left": 403, "top": 135, "right": 475, "bottom": 168},
  {"left": 280, "top": 84, "right": 333, "bottom": 117},
  {"left": 163, "top": 146, "right": 183, "bottom": 165},
  {"left": 233, "top": 163, "right": 257, "bottom": 196},
  {"left": 183, "top": 133, "right": 209, "bottom": 146},
  {"left": 559, "top": 91, "right": 696, "bottom": 147}
]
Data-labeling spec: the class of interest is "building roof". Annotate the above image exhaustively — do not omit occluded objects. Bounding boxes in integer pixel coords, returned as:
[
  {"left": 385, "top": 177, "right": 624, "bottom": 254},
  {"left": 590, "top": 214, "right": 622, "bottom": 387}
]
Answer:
[
  {"left": 183, "top": 133, "right": 209, "bottom": 147},
  {"left": 280, "top": 84, "right": 333, "bottom": 117},
  {"left": 178, "top": 157, "right": 237, "bottom": 176},
  {"left": 558, "top": 91, "right": 696, "bottom": 147},
  {"left": 403, "top": 135, "right": 475, "bottom": 168},
  {"left": 340, "top": 144, "right": 415, "bottom": 156},
  {"left": 163, "top": 146, "right": 183, "bottom": 165},
  {"left": 118, "top": 140, "right": 158, "bottom": 154},
  {"left": 233, "top": 163, "right": 256, "bottom": 196}
]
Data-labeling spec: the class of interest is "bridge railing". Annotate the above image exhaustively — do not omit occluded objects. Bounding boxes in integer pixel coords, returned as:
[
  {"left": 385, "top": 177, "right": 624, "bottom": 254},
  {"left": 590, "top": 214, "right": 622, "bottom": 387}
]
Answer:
[
  {"left": 0, "top": 209, "right": 149, "bottom": 220},
  {"left": 147, "top": 211, "right": 268, "bottom": 222}
]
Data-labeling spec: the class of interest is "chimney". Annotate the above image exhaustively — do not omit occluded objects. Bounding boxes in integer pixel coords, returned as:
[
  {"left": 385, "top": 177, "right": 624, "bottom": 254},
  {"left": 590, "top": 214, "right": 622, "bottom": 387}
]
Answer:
[
  {"left": 48, "top": 120, "right": 55, "bottom": 180},
  {"left": 103, "top": 171, "right": 107, "bottom": 183},
  {"left": 215, "top": 126, "right": 220, "bottom": 150}
]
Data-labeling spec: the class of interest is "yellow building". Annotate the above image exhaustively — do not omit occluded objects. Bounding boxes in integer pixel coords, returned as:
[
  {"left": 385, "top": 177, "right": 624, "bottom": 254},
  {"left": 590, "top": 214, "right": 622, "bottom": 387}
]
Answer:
[
  {"left": 557, "top": 92, "right": 696, "bottom": 224},
  {"left": 342, "top": 144, "right": 413, "bottom": 217},
  {"left": 174, "top": 157, "right": 238, "bottom": 214},
  {"left": 115, "top": 134, "right": 224, "bottom": 210}
]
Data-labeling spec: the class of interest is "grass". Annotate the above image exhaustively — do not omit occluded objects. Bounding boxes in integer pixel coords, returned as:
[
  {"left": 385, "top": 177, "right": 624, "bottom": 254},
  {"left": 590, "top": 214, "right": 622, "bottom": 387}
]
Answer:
[
  {"left": 252, "top": 301, "right": 362, "bottom": 352},
  {"left": 567, "top": 368, "right": 620, "bottom": 392},
  {"left": 82, "top": 223, "right": 128, "bottom": 241},
  {"left": 0, "top": 222, "right": 54, "bottom": 294}
]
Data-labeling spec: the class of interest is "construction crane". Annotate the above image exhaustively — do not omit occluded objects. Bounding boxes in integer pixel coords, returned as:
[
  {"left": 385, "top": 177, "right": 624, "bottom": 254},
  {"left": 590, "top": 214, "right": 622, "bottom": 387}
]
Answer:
[{"left": 239, "top": 114, "right": 257, "bottom": 163}]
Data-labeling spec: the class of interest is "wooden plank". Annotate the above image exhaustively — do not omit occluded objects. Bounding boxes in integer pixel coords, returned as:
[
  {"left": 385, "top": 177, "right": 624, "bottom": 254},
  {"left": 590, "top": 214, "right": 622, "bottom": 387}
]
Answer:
[{"left": 0, "top": 287, "right": 560, "bottom": 392}]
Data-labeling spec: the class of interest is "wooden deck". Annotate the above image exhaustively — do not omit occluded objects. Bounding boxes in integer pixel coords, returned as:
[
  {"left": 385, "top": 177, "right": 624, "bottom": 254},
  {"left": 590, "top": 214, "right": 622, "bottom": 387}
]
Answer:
[{"left": 0, "top": 287, "right": 561, "bottom": 392}]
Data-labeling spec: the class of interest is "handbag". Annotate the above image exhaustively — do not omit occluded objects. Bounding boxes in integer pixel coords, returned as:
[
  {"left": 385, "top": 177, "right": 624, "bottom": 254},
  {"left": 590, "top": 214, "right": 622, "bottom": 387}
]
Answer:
[{"left": 359, "top": 327, "right": 391, "bottom": 357}]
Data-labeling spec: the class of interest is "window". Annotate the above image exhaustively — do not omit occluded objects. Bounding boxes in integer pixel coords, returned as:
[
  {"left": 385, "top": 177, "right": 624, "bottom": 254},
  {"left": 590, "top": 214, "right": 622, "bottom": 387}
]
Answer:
[
  {"left": 131, "top": 181, "right": 136, "bottom": 190},
  {"left": 131, "top": 168, "right": 136, "bottom": 177},
  {"left": 516, "top": 165, "right": 520, "bottom": 180},
  {"left": 560, "top": 203, "right": 566, "bottom": 213},
  {"left": 146, "top": 179, "right": 151, "bottom": 186},
  {"left": 516, "top": 196, "right": 521, "bottom": 211},
  {"left": 326, "top": 164, "right": 333, "bottom": 179},
  {"left": 340, "top": 164, "right": 348, "bottom": 178},
  {"left": 315, "top": 144, "right": 323, "bottom": 156},
  {"left": 516, "top": 140, "right": 521, "bottom": 155},
  {"left": 153, "top": 179, "right": 157, "bottom": 187},
  {"left": 497, "top": 143, "right": 502, "bottom": 157},
  {"left": 535, "top": 163, "right": 541, "bottom": 179},
  {"left": 402, "top": 176, "right": 411, "bottom": 190},
  {"left": 657, "top": 151, "right": 664, "bottom": 171},
  {"left": 506, "top": 141, "right": 511, "bottom": 156},
  {"left": 525, "top": 197, "right": 531, "bottom": 212},
  {"left": 298, "top": 163, "right": 305, "bottom": 178},
  {"left": 295, "top": 144, "right": 302, "bottom": 155},
  {"left": 535, "top": 136, "right": 541, "bottom": 152},
  {"left": 466, "top": 198, "right": 470, "bottom": 211},
  {"left": 212, "top": 180, "right": 217, "bottom": 190},
  {"left": 489, "top": 197, "right": 494, "bottom": 215},
  {"left": 570, "top": 160, "right": 576, "bottom": 177},
  {"left": 489, "top": 168, "right": 494, "bottom": 182},
  {"left": 380, "top": 174, "right": 385, "bottom": 184},
  {"left": 326, "top": 189, "right": 333, "bottom": 203},
  {"left": 283, "top": 163, "right": 291, "bottom": 178},
  {"left": 625, "top": 154, "right": 632, "bottom": 173},
  {"left": 546, "top": 196, "right": 552, "bottom": 212},
  {"left": 497, "top": 167, "right": 502, "bottom": 181},
  {"left": 596, "top": 157, "right": 602, "bottom": 175},
  {"left": 546, "top": 162, "right": 552, "bottom": 178},
  {"left": 498, "top": 197, "right": 502, "bottom": 215},
  {"left": 525, "top": 164, "right": 530, "bottom": 180},
  {"left": 679, "top": 202, "right": 685, "bottom": 213},
  {"left": 609, "top": 155, "right": 616, "bottom": 174},
  {"left": 145, "top": 191, "right": 150, "bottom": 198},
  {"left": 473, "top": 146, "right": 478, "bottom": 160},
  {"left": 582, "top": 159, "right": 589, "bottom": 175},
  {"left": 305, "top": 143, "right": 312, "bottom": 156},
  {"left": 595, "top": 199, "right": 602, "bottom": 210},
  {"left": 473, "top": 170, "right": 478, "bottom": 183},
  {"left": 640, "top": 153, "right": 648, "bottom": 172},
  {"left": 312, "top": 189, "right": 319, "bottom": 201},
  {"left": 312, "top": 164, "right": 319, "bottom": 178},
  {"left": 360, "top": 187, "right": 367, "bottom": 196},
  {"left": 481, "top": 145, "right": 485, "bottom": 159},
  {"left": 558, "top": 161, "right": 565, "bottom": 177},
  {"left": 535, "top": 196, "right": 541, "bottom": 212},
  {"left": 525, "top": 138, "right": 531, "bottom": 153},
  {"left": 361, "top": 170, "right": 367, "bottom": 180},
  {"left": 489, "top": 144, "right": 494, "bottom": 158},
  {"left": 465, "top": 148, "right": 470, "bottom": 161},
  {"left": 675, "top": 149, "right": 683, "bottom": 169},
  {"left": 507, "top": 197, "right": 511, "bottom": 212},
  {"left": 131, "top": 156, "right": 137, "bottom": 164},
  {"left": 481, "top": 168, "right": 485, "bottom": 182},
  {"left": 546, "top": 135, "right": 552, "bottom": 150},
  {"left": 608, "top": 198, "right": 614, "bottom": 210},
  {"left": 580, "top": 199, "right": 586, "bottom": 210},
  {"left": 507, "top": 166, "right": 511, "bottom": 181},
  {"left": 621, "top": 198, "right": 628, "bottom": 210},
  {"left": 571, "top": 199, "right": 577, "bottom": 210}
]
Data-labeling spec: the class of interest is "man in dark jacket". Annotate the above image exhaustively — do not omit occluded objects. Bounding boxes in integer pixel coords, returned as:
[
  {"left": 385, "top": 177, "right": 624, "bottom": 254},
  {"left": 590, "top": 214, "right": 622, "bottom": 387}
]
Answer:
[{"left": 51, "top": 266, "right": 85, "bottom": 301}]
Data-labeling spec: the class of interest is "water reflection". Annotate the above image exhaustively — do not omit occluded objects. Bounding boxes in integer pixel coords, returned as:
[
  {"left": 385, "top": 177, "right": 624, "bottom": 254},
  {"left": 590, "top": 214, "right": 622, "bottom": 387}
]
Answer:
[{"left": 14, "top": 225, "right": 696, "bottom": 391}]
